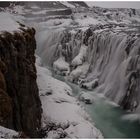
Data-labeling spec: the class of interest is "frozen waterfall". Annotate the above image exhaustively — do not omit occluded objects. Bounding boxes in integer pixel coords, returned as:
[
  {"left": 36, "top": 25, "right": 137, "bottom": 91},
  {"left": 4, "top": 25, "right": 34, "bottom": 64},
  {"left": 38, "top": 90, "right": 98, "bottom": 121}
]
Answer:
[{"left": 36, "top": 24, "right": 140, "bottom": 113}]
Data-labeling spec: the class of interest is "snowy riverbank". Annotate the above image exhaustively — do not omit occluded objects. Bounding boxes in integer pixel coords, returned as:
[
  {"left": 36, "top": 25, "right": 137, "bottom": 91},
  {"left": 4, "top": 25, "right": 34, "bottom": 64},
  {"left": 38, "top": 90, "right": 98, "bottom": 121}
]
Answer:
[{"left": 36, "top": 55, "right": 103, "bottom": 138}]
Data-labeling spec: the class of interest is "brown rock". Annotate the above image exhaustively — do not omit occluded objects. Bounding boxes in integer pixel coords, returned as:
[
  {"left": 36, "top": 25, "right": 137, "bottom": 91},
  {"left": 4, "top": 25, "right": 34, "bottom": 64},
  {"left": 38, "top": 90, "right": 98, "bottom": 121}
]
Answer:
[{"left": 0, "top": 27, "right": 42, "bottom": 138}]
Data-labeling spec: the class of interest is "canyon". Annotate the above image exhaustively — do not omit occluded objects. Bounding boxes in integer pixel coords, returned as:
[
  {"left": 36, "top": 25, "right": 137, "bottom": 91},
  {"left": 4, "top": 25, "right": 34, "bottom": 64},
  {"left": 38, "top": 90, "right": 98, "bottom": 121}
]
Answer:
[{"left": 0, "top": 1, "right": 140, "bottom": 138}]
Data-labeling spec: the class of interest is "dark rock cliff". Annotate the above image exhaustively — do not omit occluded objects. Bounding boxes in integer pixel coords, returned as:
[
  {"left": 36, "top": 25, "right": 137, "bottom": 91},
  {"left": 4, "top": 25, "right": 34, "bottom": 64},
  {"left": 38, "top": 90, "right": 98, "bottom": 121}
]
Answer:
[{"left": 0, "top": 27, "right": 42, "bottom": 137}]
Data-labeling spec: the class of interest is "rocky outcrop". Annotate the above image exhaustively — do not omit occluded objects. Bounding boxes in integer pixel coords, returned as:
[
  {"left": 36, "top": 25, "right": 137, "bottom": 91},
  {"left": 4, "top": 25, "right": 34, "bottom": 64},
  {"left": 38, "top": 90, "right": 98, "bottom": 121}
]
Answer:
[{"left": 0, "top": 27, "right": 42, "bottom": 137}]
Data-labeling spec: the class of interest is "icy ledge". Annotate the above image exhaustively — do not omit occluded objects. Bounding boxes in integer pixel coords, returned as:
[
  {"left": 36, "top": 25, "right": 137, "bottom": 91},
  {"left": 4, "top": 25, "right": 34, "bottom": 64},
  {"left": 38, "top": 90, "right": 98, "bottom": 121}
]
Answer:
[{"left": 36, "top": 55, "right": 103, "bottom": 138}]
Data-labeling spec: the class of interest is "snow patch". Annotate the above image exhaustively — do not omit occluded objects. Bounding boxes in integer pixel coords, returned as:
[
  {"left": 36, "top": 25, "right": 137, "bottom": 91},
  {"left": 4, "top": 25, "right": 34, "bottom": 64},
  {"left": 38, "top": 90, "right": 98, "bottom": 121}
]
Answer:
[
  {"left": 0, "top": 126, "right": 18, "bottom": 138},
  {"left": 0, "top": 12, "right": 20, "bottom": 32}
]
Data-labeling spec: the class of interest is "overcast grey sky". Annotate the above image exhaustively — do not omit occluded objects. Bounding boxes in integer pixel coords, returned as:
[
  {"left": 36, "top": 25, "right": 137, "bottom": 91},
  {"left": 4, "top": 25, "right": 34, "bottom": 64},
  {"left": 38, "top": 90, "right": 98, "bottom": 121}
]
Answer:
[{"left": 86, "top": 1, "right": 140, "bottom": 9}]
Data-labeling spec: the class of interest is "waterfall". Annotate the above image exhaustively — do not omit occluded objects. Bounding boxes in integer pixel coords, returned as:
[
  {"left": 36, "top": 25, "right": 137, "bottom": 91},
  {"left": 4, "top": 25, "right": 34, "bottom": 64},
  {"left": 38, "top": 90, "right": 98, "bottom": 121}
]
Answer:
[
  {"left": 35, "top": 28, "right": 63, "bottom": 66},
  {"left": 36, "top": 24, "right": 140, "bottom": 112}
]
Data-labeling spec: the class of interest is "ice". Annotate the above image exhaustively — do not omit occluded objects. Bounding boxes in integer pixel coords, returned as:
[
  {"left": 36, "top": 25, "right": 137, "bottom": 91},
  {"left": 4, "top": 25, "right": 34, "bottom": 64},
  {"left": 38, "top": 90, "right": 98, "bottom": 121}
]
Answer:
[
  {"left": 68, "top": 67, "right": 82, "bottom": 82},
  {"left": 71, "top": 45, "right": 87, "bottom": 67},
  {"left": 53, "top": 56, "right": 70, "bottom": 75},
  {"left": 78, "top": 91, "right": 94, "bottom": 104},
  {"left": 121, "top": 114, "right": 140, "bottom": 122},
  {"left": 68, "top": 63, "right": 89, "bottom": 83}
]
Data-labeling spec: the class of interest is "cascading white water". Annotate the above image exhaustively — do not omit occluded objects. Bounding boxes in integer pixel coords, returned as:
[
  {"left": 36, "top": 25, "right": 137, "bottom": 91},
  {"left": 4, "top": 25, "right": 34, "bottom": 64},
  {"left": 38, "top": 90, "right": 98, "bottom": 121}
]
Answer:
[
  {"left": 35, "top": 28, "right": 63, "bottom": 66},
  {"left": 86, "top": 31, "right": 140, "bottom": 112},
  {"left": 87, "top": 32, "right": 129, "bottom": 101}
]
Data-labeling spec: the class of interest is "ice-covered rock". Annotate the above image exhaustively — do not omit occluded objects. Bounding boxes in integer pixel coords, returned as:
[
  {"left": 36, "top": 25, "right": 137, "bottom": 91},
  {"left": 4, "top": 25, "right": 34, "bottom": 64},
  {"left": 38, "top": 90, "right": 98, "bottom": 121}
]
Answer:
[
  {"left": 53, "top": 56, "right": 70, "bottom": 76},
  {"left": 71, "top": 45, "right": 87, "bottom": 67},
  {"left": 80, "top": 79, "right": 99, "bottom": 90},
  {"left": 79, "top": 92, "right": 94, "bottom": 104},
  {"left": 68, "top": 63, "right": 89, "bottom": 83}
]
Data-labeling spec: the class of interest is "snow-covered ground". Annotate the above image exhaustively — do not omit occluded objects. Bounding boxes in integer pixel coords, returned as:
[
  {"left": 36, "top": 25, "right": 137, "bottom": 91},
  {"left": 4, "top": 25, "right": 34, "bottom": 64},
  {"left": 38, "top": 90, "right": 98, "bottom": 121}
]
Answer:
[
  {"left": 0, "top": 12, "right": 20, "bottom": 32},
  {"left": 36, "top": 55, "right": 103, "bottom": 138},
  {"left": 0, "top": 126, "right": 19, "bottom": 138}
]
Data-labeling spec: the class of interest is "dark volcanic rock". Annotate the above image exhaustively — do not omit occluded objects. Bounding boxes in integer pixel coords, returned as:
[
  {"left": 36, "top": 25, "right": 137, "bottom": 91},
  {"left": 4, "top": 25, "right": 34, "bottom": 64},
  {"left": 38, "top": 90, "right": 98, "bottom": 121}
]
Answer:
[{"left": 0, "top": 27, "right": 42, "bottom": 137}]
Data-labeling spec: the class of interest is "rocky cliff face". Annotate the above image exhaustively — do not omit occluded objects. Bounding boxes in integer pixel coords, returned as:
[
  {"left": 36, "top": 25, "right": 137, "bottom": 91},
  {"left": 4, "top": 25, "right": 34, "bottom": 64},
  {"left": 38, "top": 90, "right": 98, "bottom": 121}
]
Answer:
[{"left": 0, "top": 27, "right": 42, "bottom": 137}]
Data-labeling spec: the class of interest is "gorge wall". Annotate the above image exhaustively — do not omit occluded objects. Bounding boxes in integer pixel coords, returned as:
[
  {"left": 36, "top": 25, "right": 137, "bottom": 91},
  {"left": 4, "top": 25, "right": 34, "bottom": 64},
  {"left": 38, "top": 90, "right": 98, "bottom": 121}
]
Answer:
[
  {"left": 0, "top": 27, "right": 42, "bottom": 137},
  {"left": 36, "top": 24, "right": 140, "bottom": 113}
]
